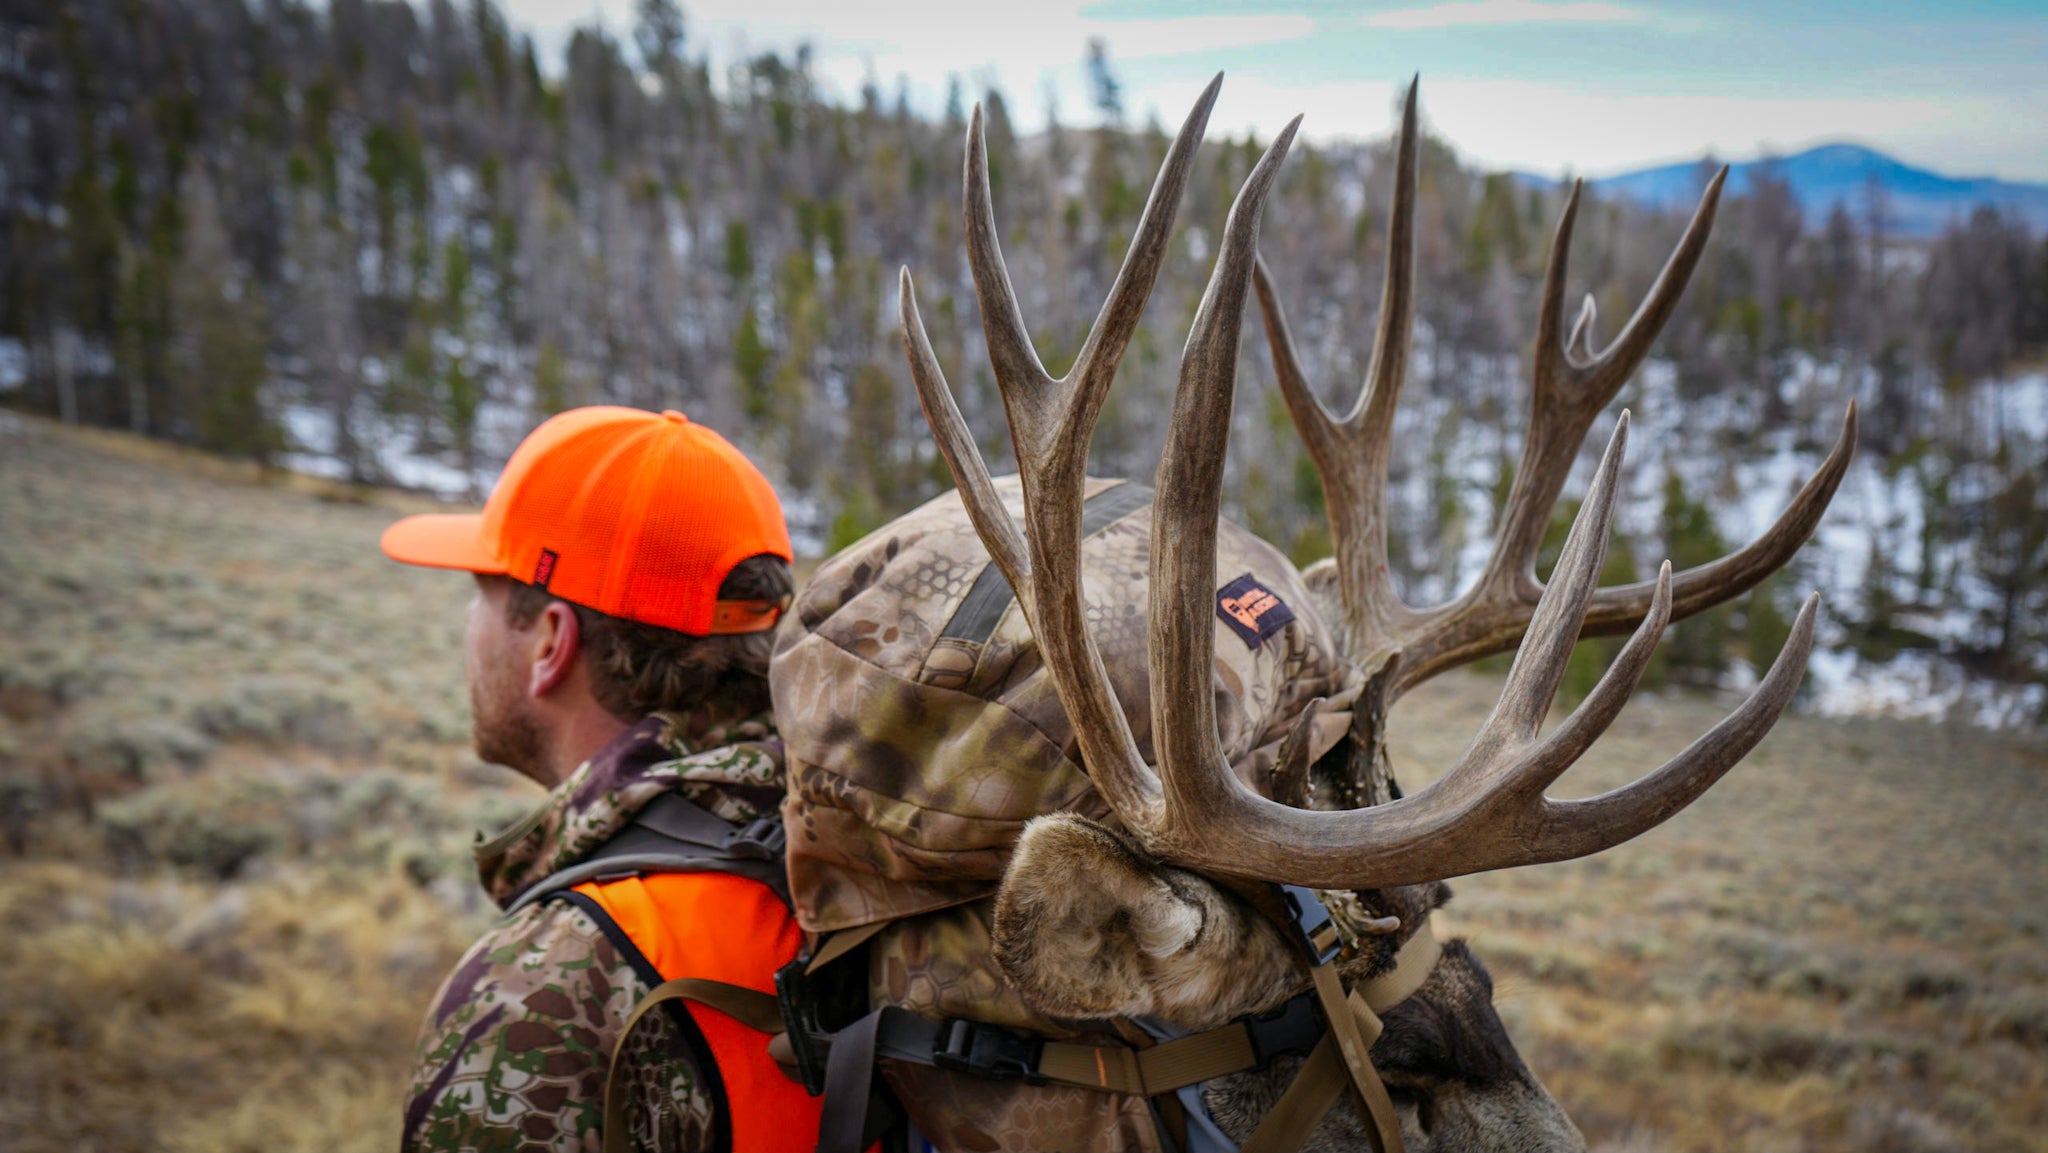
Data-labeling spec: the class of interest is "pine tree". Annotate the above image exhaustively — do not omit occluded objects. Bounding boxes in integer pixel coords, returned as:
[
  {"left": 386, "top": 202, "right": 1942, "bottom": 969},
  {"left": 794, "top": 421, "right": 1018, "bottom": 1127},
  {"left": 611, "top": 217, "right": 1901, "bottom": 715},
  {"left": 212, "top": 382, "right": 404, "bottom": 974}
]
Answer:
[
  {"left": 1656, "top": 470, "right": 1734, "bottom": 687},
  {"left": 171, "top": 166, "right": 275, "bottom": 458}
]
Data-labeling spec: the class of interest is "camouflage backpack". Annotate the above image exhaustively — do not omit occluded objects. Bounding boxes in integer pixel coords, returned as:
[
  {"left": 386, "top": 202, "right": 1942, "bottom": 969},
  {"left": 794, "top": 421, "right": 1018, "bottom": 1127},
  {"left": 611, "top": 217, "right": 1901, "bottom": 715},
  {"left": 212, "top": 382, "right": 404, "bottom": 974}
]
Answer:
[{"left": 770, "top": 476, "right": 1365, "bottom": 1150}]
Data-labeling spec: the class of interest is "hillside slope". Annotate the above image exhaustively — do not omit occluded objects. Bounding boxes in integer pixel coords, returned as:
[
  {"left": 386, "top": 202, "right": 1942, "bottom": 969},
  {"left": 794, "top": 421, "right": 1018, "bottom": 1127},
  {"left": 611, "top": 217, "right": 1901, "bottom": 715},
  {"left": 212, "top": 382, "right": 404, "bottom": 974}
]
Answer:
[{"left": 0, "top": 415, "right": 2043, "bottom": 1152}]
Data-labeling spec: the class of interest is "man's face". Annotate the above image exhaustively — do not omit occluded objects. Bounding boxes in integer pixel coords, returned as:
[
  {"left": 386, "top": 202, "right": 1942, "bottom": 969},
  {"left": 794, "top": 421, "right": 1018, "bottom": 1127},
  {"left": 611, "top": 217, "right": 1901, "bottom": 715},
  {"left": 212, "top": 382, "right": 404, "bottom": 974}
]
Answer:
[{"left": 466, "top": 575, "right": 544, "bottom": 776}]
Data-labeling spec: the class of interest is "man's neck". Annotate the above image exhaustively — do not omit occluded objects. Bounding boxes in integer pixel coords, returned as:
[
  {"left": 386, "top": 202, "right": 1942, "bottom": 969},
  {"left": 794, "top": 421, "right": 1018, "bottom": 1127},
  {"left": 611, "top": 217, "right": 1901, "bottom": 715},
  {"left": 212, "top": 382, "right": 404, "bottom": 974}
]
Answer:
[{"left": 532, "top": 708, "right": 633, "bottom": 789}]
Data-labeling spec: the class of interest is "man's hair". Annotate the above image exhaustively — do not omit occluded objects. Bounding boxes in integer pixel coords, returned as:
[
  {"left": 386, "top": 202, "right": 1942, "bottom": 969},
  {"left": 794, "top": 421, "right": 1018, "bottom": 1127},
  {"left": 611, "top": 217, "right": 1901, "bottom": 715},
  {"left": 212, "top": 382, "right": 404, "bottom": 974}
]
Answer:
[{"left": 504, "top": 554, "right": 793, "bottom": 722}]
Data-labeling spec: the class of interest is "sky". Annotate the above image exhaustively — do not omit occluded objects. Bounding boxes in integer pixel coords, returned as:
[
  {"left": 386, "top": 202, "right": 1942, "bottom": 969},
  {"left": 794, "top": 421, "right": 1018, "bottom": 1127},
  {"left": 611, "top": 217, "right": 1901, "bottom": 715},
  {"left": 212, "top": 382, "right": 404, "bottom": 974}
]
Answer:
[{"left": 494, "top": 0, "right": 2048, "bottom": 183}]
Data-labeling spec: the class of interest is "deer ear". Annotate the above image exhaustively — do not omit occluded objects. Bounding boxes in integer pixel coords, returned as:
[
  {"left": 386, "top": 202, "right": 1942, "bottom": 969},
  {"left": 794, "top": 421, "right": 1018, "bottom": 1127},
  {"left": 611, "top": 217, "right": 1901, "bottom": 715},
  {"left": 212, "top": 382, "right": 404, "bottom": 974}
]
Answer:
[{"left": 992, "top": 814, "right": 1303, "bottom": 1030}]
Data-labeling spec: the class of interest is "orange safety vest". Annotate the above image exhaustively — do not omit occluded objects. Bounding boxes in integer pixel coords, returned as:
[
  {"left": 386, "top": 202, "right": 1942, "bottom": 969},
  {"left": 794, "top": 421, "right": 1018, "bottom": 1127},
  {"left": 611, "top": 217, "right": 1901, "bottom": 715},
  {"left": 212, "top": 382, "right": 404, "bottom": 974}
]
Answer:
[{"left": 574, "top": 871, "right": 824, "bottom": 1153}]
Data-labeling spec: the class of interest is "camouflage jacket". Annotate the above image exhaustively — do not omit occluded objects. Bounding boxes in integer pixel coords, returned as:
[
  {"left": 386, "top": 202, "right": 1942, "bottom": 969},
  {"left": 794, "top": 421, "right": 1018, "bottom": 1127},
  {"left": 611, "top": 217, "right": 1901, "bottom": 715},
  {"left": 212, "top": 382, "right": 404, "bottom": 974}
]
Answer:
[{"left": 402, "top": 707, "right": 784, "bottom": 1153}]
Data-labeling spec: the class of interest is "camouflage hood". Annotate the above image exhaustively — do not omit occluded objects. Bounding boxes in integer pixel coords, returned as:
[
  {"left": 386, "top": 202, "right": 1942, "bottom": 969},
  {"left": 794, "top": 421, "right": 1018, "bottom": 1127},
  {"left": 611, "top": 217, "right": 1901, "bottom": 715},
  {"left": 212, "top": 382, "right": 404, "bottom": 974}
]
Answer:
[
  {"left": 772, "top": 477, "right": 1364, "bottom": 934},
  {"left": 474, "top": 706, "right": 783, "bottom": 909}
]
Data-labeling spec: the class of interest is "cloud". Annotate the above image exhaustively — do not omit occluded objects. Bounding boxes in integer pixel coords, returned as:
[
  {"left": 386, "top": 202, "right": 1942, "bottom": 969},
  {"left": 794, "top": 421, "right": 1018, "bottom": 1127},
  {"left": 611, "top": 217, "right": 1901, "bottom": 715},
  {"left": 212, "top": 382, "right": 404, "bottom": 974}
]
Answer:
[
  {"left": 1415, "top": 79, "right": 2010, "bottom": 177},
  {"left": 497, "top": 0, "right": 1316, "bottom": 126},
  {"left": 1126, "top": 73, "right": 2048, "bottom": 182},
  {"left": 1088, "top": 14, "right": 1318, "bottom": 58},
  {"left": 489, "top": 0, "right": 2048, "bottom": 182},
  {"left": 626, "top": 1, "right": 1312, "bottom": 65},
  {"left": 1362, "top": 0, "right": 1652, "bottom": 31}
]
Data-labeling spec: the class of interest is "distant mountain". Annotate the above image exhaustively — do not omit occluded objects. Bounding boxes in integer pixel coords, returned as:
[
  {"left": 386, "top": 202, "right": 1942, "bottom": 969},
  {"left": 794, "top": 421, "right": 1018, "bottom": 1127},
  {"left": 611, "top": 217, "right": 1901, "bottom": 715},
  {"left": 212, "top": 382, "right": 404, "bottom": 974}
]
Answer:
[{"left": 1516, "top": 144, "right": 2048, "bottom": 239}]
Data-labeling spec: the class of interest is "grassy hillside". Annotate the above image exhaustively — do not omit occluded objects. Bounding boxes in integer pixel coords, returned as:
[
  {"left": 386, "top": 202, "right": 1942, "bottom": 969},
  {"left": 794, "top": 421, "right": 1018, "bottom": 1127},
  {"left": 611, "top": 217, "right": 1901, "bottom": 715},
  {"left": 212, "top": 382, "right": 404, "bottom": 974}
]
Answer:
[
  {"left": 1, "top": 412, "right": 2042, "bottom": 1152},
  {"left": 0, "top": 413, "right": 534, "bottom": 1151}
]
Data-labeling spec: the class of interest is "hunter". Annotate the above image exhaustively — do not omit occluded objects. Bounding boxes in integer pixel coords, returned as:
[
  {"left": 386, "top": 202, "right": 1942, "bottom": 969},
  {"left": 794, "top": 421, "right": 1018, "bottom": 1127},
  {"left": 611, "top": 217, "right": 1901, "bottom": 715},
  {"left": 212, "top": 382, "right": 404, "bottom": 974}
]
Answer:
[{"left": 382, "top": 406, "right": 812, "bottom": 1151}]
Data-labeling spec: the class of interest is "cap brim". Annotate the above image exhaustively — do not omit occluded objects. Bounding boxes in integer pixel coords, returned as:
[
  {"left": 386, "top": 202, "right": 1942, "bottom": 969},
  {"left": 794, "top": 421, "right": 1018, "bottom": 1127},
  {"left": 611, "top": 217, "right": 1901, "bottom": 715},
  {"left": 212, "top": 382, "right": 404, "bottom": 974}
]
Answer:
[{"left": 380, "top": 513, "right": 504, "bottom": 574}]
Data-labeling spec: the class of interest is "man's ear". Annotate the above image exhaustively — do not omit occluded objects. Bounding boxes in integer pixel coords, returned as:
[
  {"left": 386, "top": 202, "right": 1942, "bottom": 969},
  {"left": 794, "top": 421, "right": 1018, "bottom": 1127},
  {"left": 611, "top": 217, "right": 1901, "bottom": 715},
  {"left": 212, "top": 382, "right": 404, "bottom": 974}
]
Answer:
[{"left": 528, "top": 600, "right": 583, "bottom": 699}]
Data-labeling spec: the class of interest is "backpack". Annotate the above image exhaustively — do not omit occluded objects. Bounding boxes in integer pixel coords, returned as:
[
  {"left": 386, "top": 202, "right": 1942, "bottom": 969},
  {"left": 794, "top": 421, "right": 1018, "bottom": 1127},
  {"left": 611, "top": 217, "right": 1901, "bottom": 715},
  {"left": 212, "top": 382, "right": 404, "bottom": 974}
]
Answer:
[
  {"left": 773, "top": 478, "right": 1361, "bottom": 934},
  {"left": 768, "top": 478, "right": 1371, "bottom": 1151}
]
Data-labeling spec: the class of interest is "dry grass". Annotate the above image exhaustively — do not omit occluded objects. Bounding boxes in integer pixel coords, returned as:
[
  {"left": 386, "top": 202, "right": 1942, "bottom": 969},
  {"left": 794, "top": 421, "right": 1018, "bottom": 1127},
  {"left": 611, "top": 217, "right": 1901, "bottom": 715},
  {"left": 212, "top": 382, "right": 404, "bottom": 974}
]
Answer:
[
  {"left": 2, "top": 411, "right": 2043, "bottom": 1151},
  {"left": 1390, "top": 674, "right": 2048, "bottom": 1152},
  {"left": 0, "top": 860, "right": 480, "bottom": 1153},
  {"left": 0, "top": 414, "right": 529, "bottom": 1152}
]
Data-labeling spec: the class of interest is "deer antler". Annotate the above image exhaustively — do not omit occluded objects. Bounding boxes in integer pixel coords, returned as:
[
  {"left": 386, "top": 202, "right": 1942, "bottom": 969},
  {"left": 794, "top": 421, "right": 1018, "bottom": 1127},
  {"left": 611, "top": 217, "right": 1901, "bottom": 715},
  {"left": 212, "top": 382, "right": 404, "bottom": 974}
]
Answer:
[
  {"left": 904, "top": 77, "right": 1840, "bottom": 892},
  {"left": 1255, "top": 79, "right": 1858, "bottom": 695},
  {"left": 902, "top": 74, "right": 1247, "bottom": 831}
]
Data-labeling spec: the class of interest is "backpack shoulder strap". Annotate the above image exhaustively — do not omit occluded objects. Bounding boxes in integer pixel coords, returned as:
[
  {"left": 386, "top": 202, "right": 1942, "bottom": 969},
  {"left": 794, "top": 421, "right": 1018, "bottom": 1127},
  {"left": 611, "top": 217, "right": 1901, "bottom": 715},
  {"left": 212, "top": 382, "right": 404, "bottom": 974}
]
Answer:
[
  {"left": 919, "top": 480, "right": 1152, "bottom": 688},
  {"left": 506, "top": 791, "right": 791, "bottom": 915},
  {"left": 603, "top": 978, "right": 786, "bottom": 1153}
]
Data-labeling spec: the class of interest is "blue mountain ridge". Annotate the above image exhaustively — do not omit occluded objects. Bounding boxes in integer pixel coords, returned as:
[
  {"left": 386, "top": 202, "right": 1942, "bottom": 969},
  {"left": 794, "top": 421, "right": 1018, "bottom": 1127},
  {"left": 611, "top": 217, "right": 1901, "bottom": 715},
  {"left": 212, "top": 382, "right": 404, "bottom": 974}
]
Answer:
[{"left": 1514, "top": 143, "right": 2048, "bottom": 239}]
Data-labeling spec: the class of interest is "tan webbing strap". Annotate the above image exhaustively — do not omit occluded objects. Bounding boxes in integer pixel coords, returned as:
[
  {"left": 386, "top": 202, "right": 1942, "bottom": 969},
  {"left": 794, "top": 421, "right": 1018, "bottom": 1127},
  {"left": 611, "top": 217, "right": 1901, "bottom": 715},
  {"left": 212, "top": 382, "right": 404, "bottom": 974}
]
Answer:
[
  {"left": 1238, "top": 913, "right": 1441, "bottom": 1152},
  {"left": 1355, "top": 918, "right": 1441, "bottom": 1014},
  {"left": 806, "top": 920, "right": 890, "bottom": 975},
  {"left": 1347, "top": 991, "right": 1406, "bottom": 1153},
  {"left": 1002, "top": 920, "right": 1442, "bottom": 1106},
  {"left": 1156, "top": 1086, "right": 1191, "bottom": 1152},
  {"left": 1310, "top": 961, "right": 1404, "bottom": 1153},
  {"left": 1035, "top": 1022, "right": 1260, "bottom": 1096},
  {"left": 601, "top": 978, "right": 784, "bottom": 1153},
  {"left": 1239, "top": 1033, "right": 1349, "bottom": 1153}
]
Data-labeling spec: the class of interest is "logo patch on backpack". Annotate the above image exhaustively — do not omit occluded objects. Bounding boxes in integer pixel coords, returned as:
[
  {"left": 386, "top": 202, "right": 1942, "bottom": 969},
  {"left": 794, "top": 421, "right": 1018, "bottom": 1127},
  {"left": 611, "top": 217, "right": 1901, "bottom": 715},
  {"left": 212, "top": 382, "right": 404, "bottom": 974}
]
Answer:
[
  {"left": 1216, "top": 573, "right": 1294, "bottom": 649},
  {"left": 533, "top": 548, "right": 559, "bottom": 589}
]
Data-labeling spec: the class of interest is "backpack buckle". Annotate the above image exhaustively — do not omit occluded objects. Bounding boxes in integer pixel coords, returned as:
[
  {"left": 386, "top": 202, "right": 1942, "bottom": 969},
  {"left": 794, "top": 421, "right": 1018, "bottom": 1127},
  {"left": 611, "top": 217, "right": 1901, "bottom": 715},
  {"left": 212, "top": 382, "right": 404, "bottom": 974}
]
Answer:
[
  {"left": 774, "top": 958, "right": 829, "bottom": 1096},
  {"left": 1243, "top": 990, "right": 1324, "bottom": 1067},
  {"left": 932, "top": 1019, "right": 1046, "bottom": 1083},
  {"left": 1280, "top": 883, "right": 1343, "bottom": 964},
  {"left": 725, "top": 815, "right": 787, "bottom": 861}
]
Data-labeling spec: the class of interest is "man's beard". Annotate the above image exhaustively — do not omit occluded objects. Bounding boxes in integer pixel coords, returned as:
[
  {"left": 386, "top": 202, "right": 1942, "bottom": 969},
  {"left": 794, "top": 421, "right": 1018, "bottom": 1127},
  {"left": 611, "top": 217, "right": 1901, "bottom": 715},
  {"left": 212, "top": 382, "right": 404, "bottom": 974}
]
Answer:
[{"left": 470, "top": 665, "right": 546, "bottom": 782}]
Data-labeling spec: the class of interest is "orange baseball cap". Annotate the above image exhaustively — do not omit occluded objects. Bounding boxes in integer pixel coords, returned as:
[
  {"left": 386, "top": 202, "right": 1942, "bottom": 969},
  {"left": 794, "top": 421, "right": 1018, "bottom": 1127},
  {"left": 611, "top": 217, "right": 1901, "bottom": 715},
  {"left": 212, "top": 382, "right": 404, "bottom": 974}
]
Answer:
[{"left": 380, "top": 407, "right": 792, "bottom": 636}]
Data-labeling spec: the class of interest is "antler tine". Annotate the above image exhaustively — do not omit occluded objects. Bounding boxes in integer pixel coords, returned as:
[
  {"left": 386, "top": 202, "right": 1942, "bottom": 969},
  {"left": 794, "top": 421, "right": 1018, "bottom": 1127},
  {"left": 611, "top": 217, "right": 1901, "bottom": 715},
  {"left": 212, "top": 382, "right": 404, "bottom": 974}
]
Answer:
[
  {"left": 1252, "top": 78, "right": 1420, "bottom": 653},
  {"left": 1463, "top": 413, "right": 1631, "bottom": 758},
  {"left": 1270, "top": 697, "right": 1326, "bottom": 809},
  {"left": 1566, "top": 294, "right": 1598, "bottom": 362},
  {"left": 962, "top": 103, "right": 1054, "bottom": 430},
  {"left": 1581, "top": 401, "right": 1857, "bottom": 632},
  {"left": 1535, "top": 560, "right": 1673, "bottom": 775},
  {"left": 1149, "top": 115, "right": 1302, "bottom": 848},
  {"left": 963, "top": 79, "right": 1220, "bottom": 480},
  {"left": 911, "top": 82, "right": 1230, "bottom": 834},
  {"left": 900, "top": 269, "right": 1028, "bottom": 587},
  {"left": 1571, "top": 168, "right": 1727, "bottom": 390},
  {"left": 1065, "top": 74, "right": 1223, "bottom": 463},
  {"left": 1536, "top": 592, "right": 1819, "bottom": 859},
  {"left": 1480, "top": 170, "right": 1727, "bottom": 605}
]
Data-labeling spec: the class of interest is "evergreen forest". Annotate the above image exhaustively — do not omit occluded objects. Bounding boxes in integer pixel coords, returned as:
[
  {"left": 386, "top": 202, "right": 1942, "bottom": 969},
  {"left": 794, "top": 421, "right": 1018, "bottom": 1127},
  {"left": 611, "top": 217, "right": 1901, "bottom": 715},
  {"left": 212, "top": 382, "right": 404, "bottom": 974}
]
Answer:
[{"left": 4, "top": 0, "right": 2045, "bottom": 721}]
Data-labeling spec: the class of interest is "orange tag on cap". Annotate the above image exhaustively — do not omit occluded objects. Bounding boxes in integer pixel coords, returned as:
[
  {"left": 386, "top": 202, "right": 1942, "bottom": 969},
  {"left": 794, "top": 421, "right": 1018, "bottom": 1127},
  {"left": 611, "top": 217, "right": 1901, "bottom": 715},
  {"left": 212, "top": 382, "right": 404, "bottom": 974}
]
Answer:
[{"left": 709, "top": 597, "right": 789, "bottom": 635}]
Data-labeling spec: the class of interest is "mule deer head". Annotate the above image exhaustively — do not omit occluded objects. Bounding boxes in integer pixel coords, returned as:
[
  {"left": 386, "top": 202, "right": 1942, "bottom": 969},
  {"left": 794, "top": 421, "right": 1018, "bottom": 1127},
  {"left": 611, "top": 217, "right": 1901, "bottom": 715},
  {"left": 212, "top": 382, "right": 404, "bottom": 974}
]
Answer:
[{"left": 898, "top": 75, "right": 1854, "bottom": 1151}]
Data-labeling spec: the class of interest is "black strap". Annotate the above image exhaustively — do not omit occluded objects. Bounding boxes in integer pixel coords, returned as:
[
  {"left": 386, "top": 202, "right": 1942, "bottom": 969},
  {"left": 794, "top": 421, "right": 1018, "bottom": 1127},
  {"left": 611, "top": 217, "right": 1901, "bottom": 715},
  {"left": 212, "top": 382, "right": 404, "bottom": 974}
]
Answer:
[
  {"left": 632, "top": 790, "right": 755, "bottom": 849},
  {"left": 818, "top": 1009, "right": 902, "bottom": 1153},
  {"left": 881, "top": 1011, "right": 1045, "bottom": 1081},
  {"left": 822, "top": 1006, "right": 1307, "bottom": 1153},
  {"left": 832, "top": 992, "right": 1321, "bottom": 1092},
  {"left": 506, "top": 793, "right": 791, "bottom": 913},
  {"left": 937, "top": 481, "right": 1152, "bottom": 644}
]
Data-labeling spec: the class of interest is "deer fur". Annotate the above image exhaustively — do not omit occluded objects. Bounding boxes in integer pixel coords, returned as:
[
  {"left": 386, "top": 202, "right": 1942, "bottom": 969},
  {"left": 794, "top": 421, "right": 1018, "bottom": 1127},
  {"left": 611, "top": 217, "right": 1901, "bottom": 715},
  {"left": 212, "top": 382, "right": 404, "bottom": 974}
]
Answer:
[
  {"left": 994, "top": 815, "right": 1587, "bottom": 1151},
  {"left": 992, "top": 813, "right": 1302, "bottom": 1029}
]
